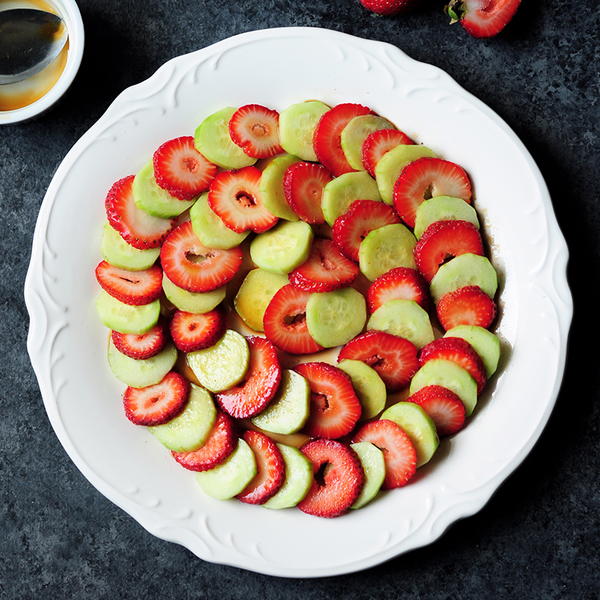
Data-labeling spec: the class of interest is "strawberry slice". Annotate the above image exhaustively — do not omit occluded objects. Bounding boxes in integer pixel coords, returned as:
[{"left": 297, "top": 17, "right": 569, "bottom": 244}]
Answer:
[
  {"left": 352, "top": 420, "right": 416, "bottom": 488},
  {"left": 283, "top": 161, "right": 332, "bottom": 224},
  {"left": 332, "top": 200, "right": 401, "bottom": 262},
  {"left": 208, "top": 166, "right": 277, "bottom": 233},
  {"left": 294, "top": 362, "right": 362, "bottom": 439},
  {"left": 414, "top": 220, "right": 484, "bottom": 282},
  {"left": 172, "top": 412, "right": 236, "bottom": 471},
  {"left": 408, "top": 385, "right": 466, "bottom": 436},
  {"left": 123, "top": 372, "right": 189, "bottom": 426},
  {"left": 437, "top": 285, "right": 497, "bottom": 330},
  {"left": 237, "top": 430, "right": 285, "bottom": 504},
  {"left": 298, "top": 439, "right": 364, "bottom": 518},
  {"left": 289, "top": 238, "right": 359, "bottom": 292},
  {"left": 216, "top": 336, "right": 282, "bottom": 419},
  {"left": 169, "top": 309, "right": 225, "bottom": 353},
  {"left": 111, "top": 322, "right": 166, "bottom": 359},
  {"left": 313, "top": 103, "right": 372, "bottom": 176},
  {"left": 447, "top": 0, "right": 521, "bottom": 38},
  {"left": 229, "top": 104, "right": 283, "bottom": 159},
  {"left": 393, "top": 158, "right": 472, "bottom": 228},
  {"left": 153, "top": 136, "right": 217, "bottom": 200},
  {"left": 160, "top": 221, "right": 243, "bottom": 292},
  {"left": 338, "top": 330, "right": 418, "bottom": 391},
  {"left": 105, "top": 176, "right": 175, "bottom": 249},
  {"left": 419, "top": 337, "right": 487, "bottom": 393},
  {"left": 95, "top": 261, "right": 162, "bottom": 305},
  {"left": 362, "top": 129, "right": 415, "bottom": 177},
  {"left": 366, "top": 267, "right": 428, "bottom": 313},
  {"left": 263, "top": 285, "right": 323, "bottom": 355}
]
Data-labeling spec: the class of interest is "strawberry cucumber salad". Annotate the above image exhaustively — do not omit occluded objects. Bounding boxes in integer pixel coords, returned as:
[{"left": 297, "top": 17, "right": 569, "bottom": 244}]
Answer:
[{"left": 95, "top": 101, "right": 501, "bottom": 518}]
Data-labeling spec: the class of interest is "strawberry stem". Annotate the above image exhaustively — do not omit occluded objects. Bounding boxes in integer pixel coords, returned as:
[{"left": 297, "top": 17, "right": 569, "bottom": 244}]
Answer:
[{"left": 445, "top": 0, "right": 465, "bottom": 24}]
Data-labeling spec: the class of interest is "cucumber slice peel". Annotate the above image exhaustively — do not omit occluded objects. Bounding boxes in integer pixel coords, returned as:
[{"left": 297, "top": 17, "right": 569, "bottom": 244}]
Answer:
[
  {"left": 263, "top": 444, "right": 313, "bottom": 509},
  {"left": 101, "top": 223, "right": 159, "bottom": 271},
  {"left": 96, "top": 290, "right": 160, "bottom": 335},
  {"left": 279, "top": 101, "right": 330, "bottom": 162},
  {"left": 321, "top": 171, "right": 381, "bottom": 226},
  {"left": 338, "top": 359, "right": 386, "bottom": 419},
  {"left": 162, "top": 273, "right": 226, "bottom": 314},
  {"left": 414, "top": 195, "right": 479, "bottom": 239},
  {"left": 341, "top": 115, "right": 396, "bottom": 171},
  {"left": 259, "top": 154, "right": 301, "bottom": 221},
  {"left": 190, "top": 193, "right": 249, "bottom": 249},
  {"left": 445, "top": 325, "right": 501, "bottom": 377},
  {"left": 351, "top": 442, "right": 385, "bottom": 509}
]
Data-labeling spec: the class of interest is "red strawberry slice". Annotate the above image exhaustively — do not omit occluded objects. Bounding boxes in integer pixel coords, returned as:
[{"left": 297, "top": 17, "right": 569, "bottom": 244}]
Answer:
[
  {"left": 229, "top": 104, "right": 283, "bottom": 159},
  {"left": 295, "top": 362, "right": 362, "bottom": 439},
  {"left": 123, "top": 372, "right": 189, "bottom": 426},
  {"left": 298, "top": 439, "right": 364, "bottom": 518},
  {"left": 283, "top": 161, "right": 332, "bottom": 224},
  {"left": 408, "top": 385, "right": 466, "bottom": 436},
  {"left": 172, "top": 412, "right": 236, "bottom": 471},
  {"left": 95, "top": 261, "right": 162, "bottom": 305},
  {"left": 366, "top": 267, "right": 428, "bottom": 313},
  {"left": 338, "top": 330, "right": 418, "bottom": 391},
  {"left": 419, "top": 337, "right": 487, "bottom": 393},
  {"left": 169, "top": 309, "right": 225, "bottom": 353},
  {"left": 263, "top": 285, "right": 323, "bottom": 355},
  {"left": 105, "top": 176, "right": 175, "bottom": 249},
  {"left": 414, "top": 220, "right": 484, "bottom": 282},
  {"left": 448, "top": 0, "right": 521, "bottom": 38},
  {"left": 437, "top": 285, "right": 497, "bottom": 330},
  {"left": 393, "top": 158, "right": 472, "bottom": 228},
  {"left": 160, "top": 221, "right": 243, "bottom": 292},
  {"left": 153, "top": 136, "right": 217, "bottom": 200},
  {"left": 332, "top": 200, "right": 401, "bottom": 262},
  {"left": 313, "top": 103, "right": 373, "bottom": 176},
  {"left": 362, "top": 129, "right": 415, "bottom": 177},
  {"left": 237, "top": 430, "right": 285, "bottom": 504},
  {"left": 216, "top": 336, "right": 282, "bottom": 419},
  {"left": 289, "top": 238, "right": 359, "bottom": 292},
  {"left": 111, "top": 322, "right": 166, "bottom": 359},
  {"left": 208, "top": 166, "right": 277, "bottom": 233}
]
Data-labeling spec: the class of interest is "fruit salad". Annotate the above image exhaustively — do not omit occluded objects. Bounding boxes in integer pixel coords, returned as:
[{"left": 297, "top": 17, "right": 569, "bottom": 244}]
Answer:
[{"left": 95, "top": 100, "right": 501, "bottom": 518}]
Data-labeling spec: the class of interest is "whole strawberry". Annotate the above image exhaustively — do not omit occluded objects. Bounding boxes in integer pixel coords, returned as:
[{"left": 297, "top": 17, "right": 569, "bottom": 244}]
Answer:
[
  {"left": 359, "top": 0, "right": 416, "bottom": 16},
  {"left": 446, "top": 0, "right": 521, "bottom": 38}
]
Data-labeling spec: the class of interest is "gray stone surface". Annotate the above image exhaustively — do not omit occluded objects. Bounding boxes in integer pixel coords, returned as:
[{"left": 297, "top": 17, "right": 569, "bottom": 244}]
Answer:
[{"left": 1, "top": 0, "right": 599, "bottom": 597}]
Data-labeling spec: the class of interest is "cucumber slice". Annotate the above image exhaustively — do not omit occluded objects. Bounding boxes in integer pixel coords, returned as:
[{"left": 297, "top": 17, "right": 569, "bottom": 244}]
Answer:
[
  {"left": 341, "top": 115, "right": 396, "bottom": 171},
  {"left": 190, "top": 192, "right": 249, "bottom": 249},
  {"left": 414, "top": 196, "right": 480, "bottom": 239},
  {"left": 350, "top": 442, "right": 385, "bottom": 509},
  {"left": 133, "top": 161, "right": 195, "bottom": 218},
  {"left": 358, "top": 223, "right": 417, "bottom": 281},
  {"left": 445, "top": 325, "right": 501, "bottom": 377},
  {"left": 149, "top": 384, "right": 216, "bottom": 452},
  {"left": 375, "top": 145, "right": 437, "bottom": 204},
  {"left": 107, "top": 339, "right": 177, "bottom": 388},
  {"left": 259, "top": 154, "right": 301, "bottom": 221},
  {"left": 430, "top": 254, "right": 498, "bottom": 303},
  {"left": 234, "top": 268, "right": 289, "bottom": 332},
  {"left": 338, "top": 359, "right": 386, "bottom": 419},
  {"left": 250, "top": 221, "right": 313, "bottom": 274},
  {"left": 410, "top": 359, "right": 478, "bottom": 416},
  {"left": 101, "top": 223, "right": 159, "bottom": 271},
  {"left": 279, "top": 100, "right": 330, "bottom": 162},
  {"left": 187, "top": 330, "right": 250, "bottom": 392},
  {"left": 162, "top": 273, "right": 226, "bottom": 314},
  {"left": 263, "top": 443, "right": 313, "bottom": 509},
  {"left": 381, "top": 402, "right": 439, "bottom": 467},
  {"left": 96, "top": 290, "right": 160, "bottom": 335},
  {"left": 195, "top": 438, "right": 257, "bottom": 500},
  {"left": 367, "top": 299, "right": 434, "bottom": 349},
  {"left": 306, "top": 287, "right": 367, "bottom": 348},
  {"left": 321, "top": 171, "right": 381, "bottom": 226},
  {"left": 194, "top": 107, "right": 257, "bottom": 170}
]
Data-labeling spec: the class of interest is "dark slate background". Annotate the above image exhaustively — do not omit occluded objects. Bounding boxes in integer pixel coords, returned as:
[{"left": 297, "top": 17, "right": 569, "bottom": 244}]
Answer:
[{"left": 1, "top": 1, "right": 599, "bottom": 597}]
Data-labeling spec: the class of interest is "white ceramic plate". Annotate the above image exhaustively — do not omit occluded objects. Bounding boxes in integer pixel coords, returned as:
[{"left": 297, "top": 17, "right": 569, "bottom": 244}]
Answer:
[{"left": 25, "top": 27, "right": 572, "bottom": 577}]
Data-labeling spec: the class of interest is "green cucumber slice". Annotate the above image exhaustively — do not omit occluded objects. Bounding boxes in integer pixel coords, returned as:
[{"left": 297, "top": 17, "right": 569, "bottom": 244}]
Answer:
[
  {"left": 321, "top": 171, "right": 381, "bottom": 226},
  {"left": 259, "top": 154, "right": 301, "bottom": 221},
  {"left": 341, "top": 115, "right": 396, "bottom": 171},
  {"left": 358, "top": 223, "right": 417, "bottom": 281},
  {"left": 101, "top": 223, "right": 160, "bottom": 271},
  {"left": 350, "top": 442, "right": 385, "bottom": 509},
  {"left": 445, "top": 325, "right": 501, "bottom": 377},
  {"left": 186, "top": 330, "right": 250, "bottom": 392},
  {"left": 414, "top": 196, "right": 480, "bottom": 239},
  {"left": 195, "top": 438, "right": 257, "bottom": 500},
  {"left": 96, "top": 291, "right": 160, "bottom": 335},
  {"left": 338, "top": 359, "right": 386, "bottom": 419},
  {"left": 381, "top": 402, "right": 439, "bottom": 467},
  {"left": 162, "top": 273, "right": 226, "bottom": 314},
  {"left": 149, "top": 384, "right": 216, "bottom": 452},
  {"left": 279, "top": 100, "right": 330, "bottom": 162},
  {"left": 194, "top": 107, "right": 257, "bottom": 170},
  {"left": 263, "top": 443, "right": 313, "bottom": 509},
  {"left": 410, "top": 359, "right": 478, "bottom": 416},
  {"left": 375, "top": 145, "right": 437, "bottom": 204},
  {"left": 306, "top": 287, "right": 367, "bottom": 348},
  {"left": 430, "top": 254, "right": 498, "bottom": 303}
]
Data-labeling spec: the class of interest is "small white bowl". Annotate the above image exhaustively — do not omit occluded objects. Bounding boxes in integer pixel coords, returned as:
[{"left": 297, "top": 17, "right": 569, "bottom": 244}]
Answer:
[{"left": 0, "top": 0, "right": 84, "bottom": 125}]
